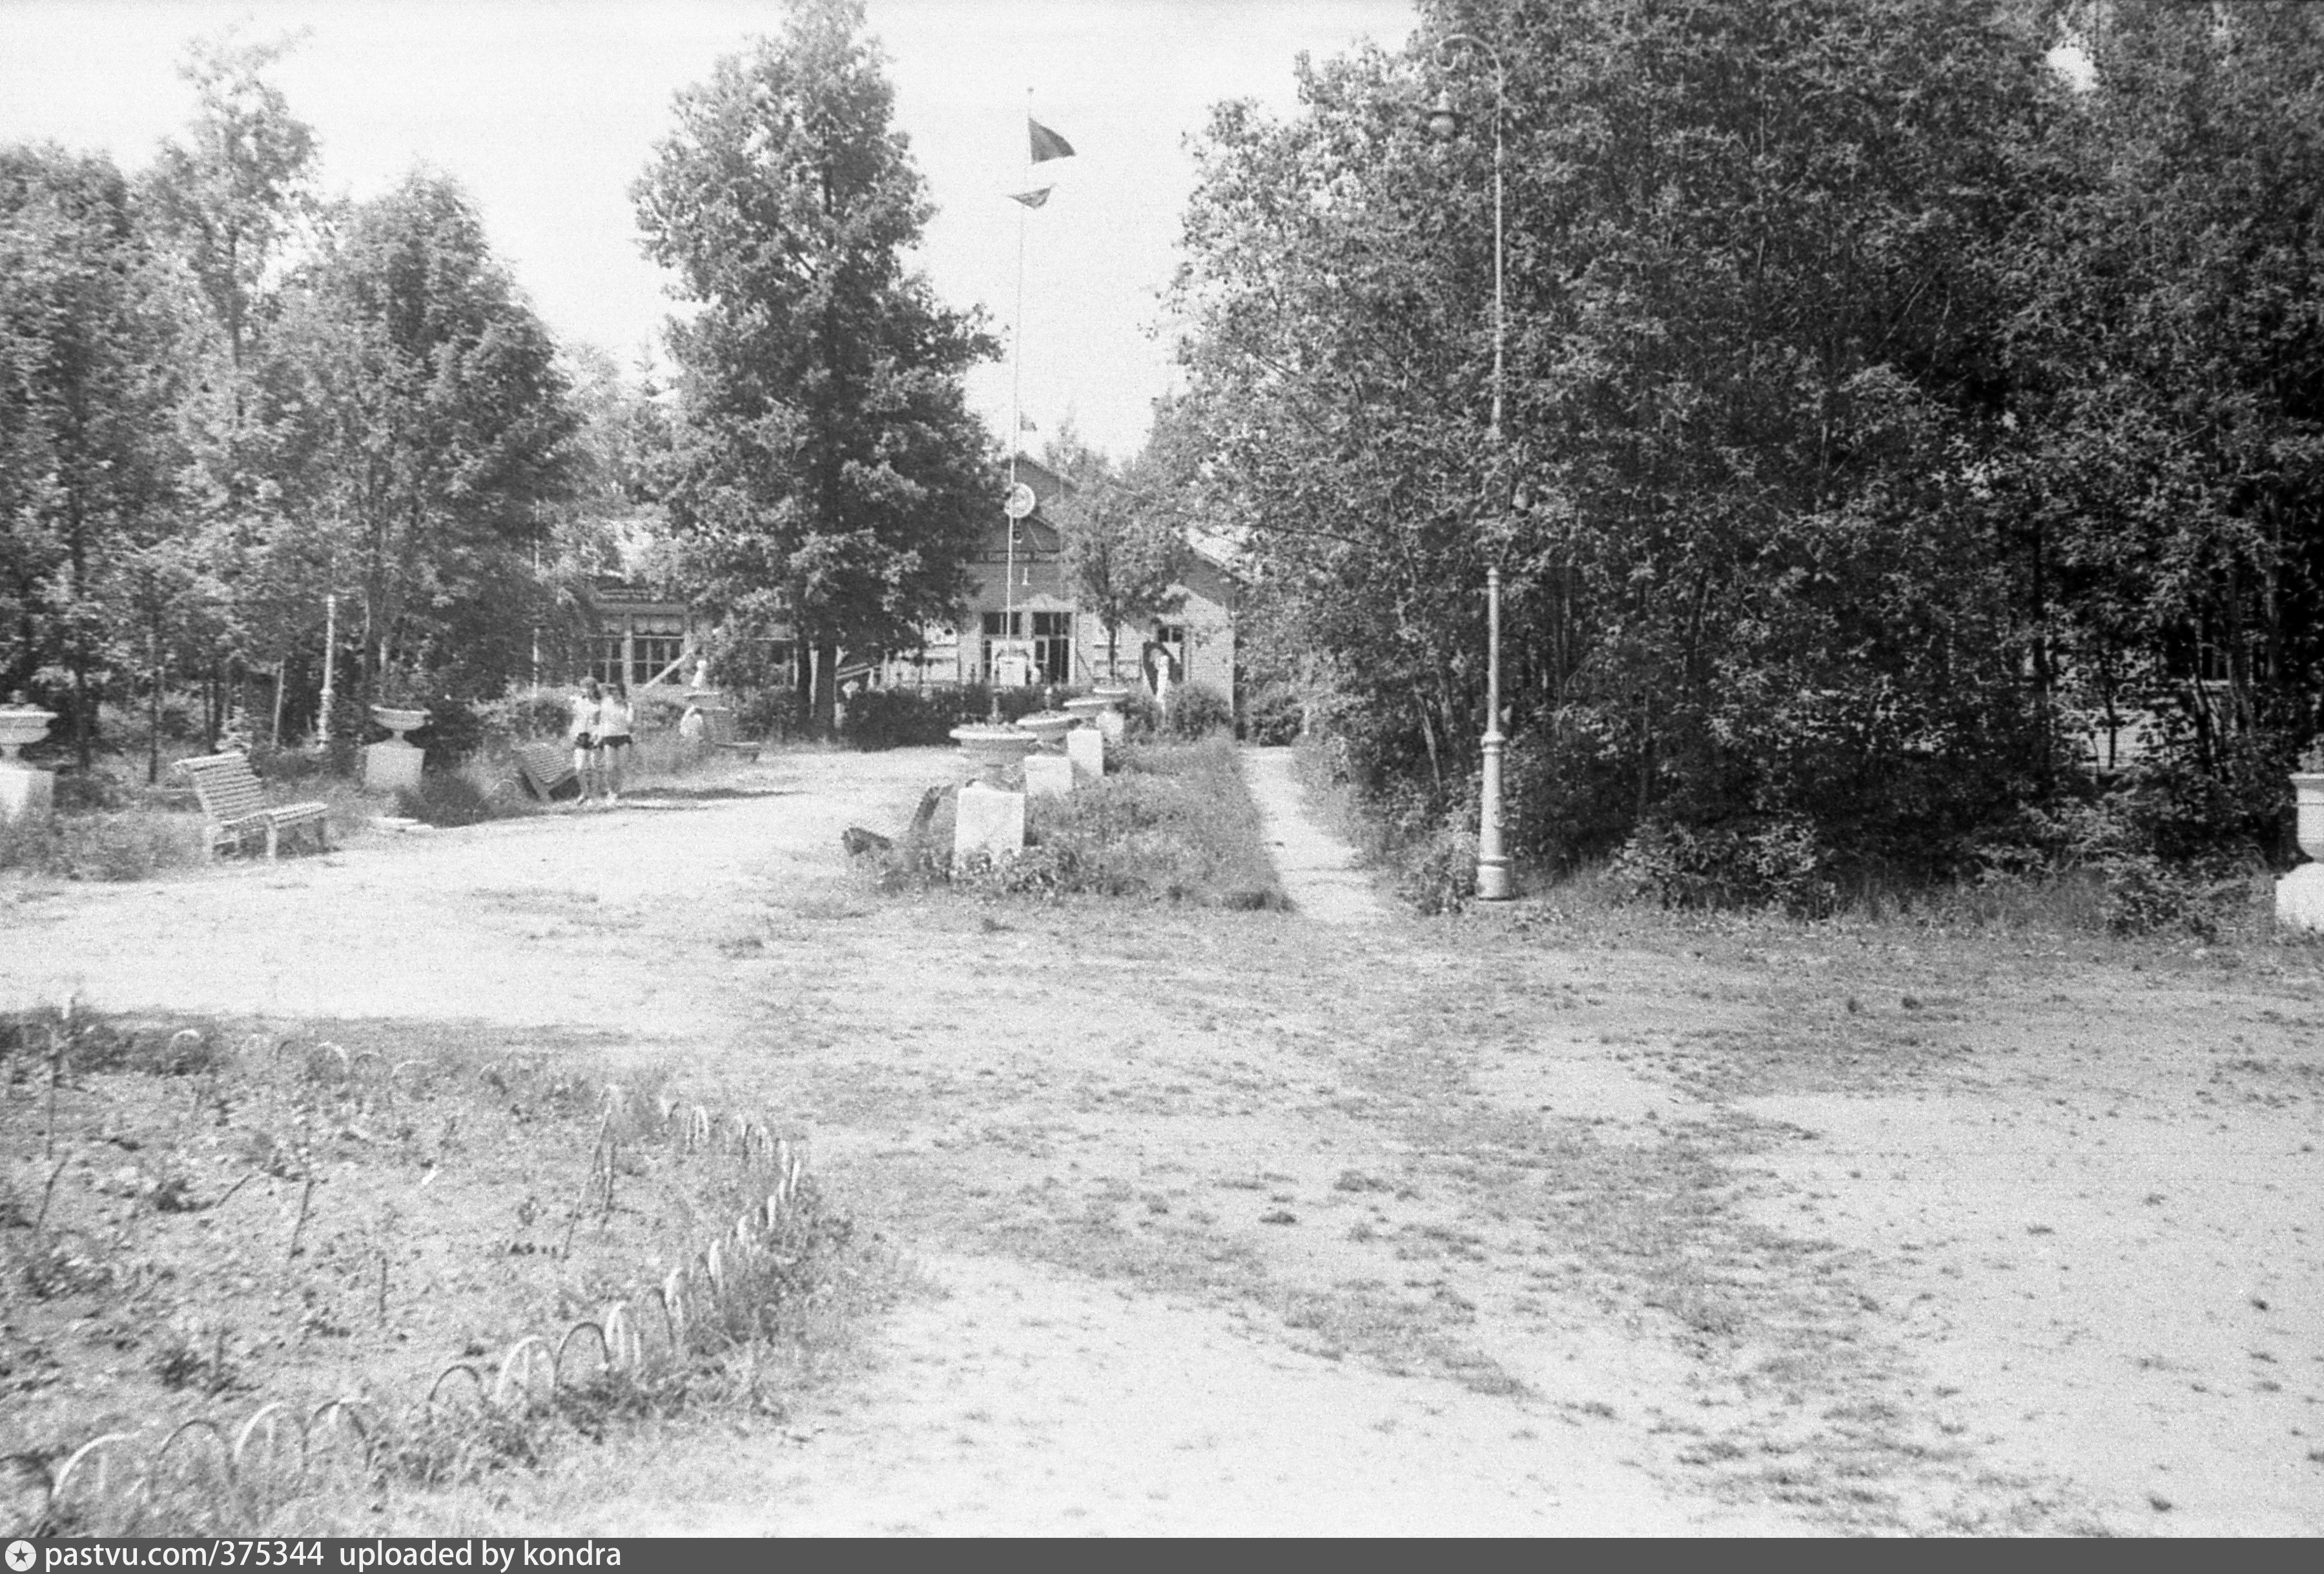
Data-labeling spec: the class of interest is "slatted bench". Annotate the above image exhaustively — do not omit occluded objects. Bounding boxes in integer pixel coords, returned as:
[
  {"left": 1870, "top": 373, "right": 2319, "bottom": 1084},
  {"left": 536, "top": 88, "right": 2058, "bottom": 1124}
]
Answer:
[
  {"left": 513, "top": 741, "right": 581, "bottom": 802},
  {"left": 179, "top": 752, "right": 331, "bottom": 861}
]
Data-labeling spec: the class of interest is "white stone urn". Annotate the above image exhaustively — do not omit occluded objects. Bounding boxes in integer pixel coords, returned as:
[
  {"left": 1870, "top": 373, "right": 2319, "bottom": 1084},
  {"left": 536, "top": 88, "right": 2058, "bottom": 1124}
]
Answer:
[
  {"left": 369, "top": 705, "right": 430, "bottom": 741},
  {"left": 1086, "top": 684, "right": 1131, "bottom": 749},
  {"left": 0, "top": 706, "right": 57, "bottom": 825},
  {"left": 1016, "top": 710, "right": 1075, "bottom": 750},
  {"left": 0, "top": 706, "right": 56, "bottom": 763},
  {"left": 2294, "top": 773, "right": 2324, "bottom": 862},
  {"left": 950, "top": 723, "right": 1039, "bottom": 789},
  {"left": 1062, "top": 696, "right": 1110, "bottom": 727}
]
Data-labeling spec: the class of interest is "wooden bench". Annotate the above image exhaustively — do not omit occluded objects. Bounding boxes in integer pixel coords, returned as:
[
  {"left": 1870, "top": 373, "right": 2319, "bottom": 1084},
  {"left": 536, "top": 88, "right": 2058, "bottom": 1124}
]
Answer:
[
  {"left": 513, "top": 741, "right": 581, "bottom": 802},
  {"left": 179, "top": 752, "right": 331, "bottom": 861}
]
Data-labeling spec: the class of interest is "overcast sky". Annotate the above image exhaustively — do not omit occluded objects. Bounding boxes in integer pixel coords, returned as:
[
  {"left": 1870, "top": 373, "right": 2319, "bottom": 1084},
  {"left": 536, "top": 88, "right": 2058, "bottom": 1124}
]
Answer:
[{"left": 0, "top": 0, "right": 1421, "bottom": 459}]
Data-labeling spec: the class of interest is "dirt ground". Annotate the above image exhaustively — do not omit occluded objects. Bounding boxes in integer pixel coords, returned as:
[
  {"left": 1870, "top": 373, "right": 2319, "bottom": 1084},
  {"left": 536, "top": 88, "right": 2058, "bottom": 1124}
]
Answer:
[{"left": 3, "top": 745, "right": 2318, "bottom": 1535}]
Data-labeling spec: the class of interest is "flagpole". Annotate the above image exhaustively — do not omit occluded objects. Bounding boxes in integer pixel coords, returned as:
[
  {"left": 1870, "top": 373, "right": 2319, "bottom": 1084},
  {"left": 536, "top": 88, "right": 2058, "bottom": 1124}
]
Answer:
[{"left": 1000, "top": 90, "right": 1033, "bottom": 719}]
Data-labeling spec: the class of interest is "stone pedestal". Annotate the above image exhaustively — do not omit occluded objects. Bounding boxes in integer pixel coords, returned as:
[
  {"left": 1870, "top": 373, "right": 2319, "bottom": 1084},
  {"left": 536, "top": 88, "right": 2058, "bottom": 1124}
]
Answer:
[
  {"left": 1025, "top": 753, "right": 1073, "bottom": 800},
  {"left": 684, "top": 689, "right": 735, "bottom": 747},
  {"left": 2276, "top": 862, "right": 2324, "bottom": 933},
  {"left": 362, "top": 738, "right": 424, "bottom": 796},
  {"left": 1095, "top": 710, "right": 1125, "bottom": 751},
  {"left": 954, "top": 782, "right": 1025, "bottom": 862},
  {"left": 1067, "top": 727, "right": 1104, "bottom": 783},
  {"left": 0, "top": 763, "right": 53, "bottom": 825}
]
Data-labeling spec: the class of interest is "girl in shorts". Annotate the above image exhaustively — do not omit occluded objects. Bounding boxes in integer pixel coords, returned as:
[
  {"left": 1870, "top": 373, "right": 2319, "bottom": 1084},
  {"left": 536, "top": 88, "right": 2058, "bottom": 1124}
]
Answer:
[
  {"left": 595, "top": 681, "right": 635, "bottom": 804},
  {"left": 570, "top": 679, "right": 602, "bottom": 802}
]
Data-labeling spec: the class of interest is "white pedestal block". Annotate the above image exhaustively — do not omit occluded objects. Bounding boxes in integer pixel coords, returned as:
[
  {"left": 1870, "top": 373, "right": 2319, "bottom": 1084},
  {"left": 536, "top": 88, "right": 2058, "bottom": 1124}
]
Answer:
[
  {"left": 1067, "top": 727, "right": 1104, "bottom": 783},
  {"left": 953, "top": 783, "right": 1025, "bottom": 862},
  {"left": 0, "top": 763, "right": 53, "bottom": 825},
  {"left": 1025, "top": 753, "right": 1073, "bottom": 799},
  {"left": 2276, "top": 862, "right": 2324, "bottom": 933},
  {"left": 362, "top": 738, "right": 424, "bottom": 796}
]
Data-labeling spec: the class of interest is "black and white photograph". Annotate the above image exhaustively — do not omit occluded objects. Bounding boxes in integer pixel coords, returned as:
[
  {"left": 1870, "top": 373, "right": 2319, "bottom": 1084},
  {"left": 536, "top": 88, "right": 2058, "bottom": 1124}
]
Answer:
[{"left": 0, "top": 0, "right": 2319, "bottom": 1540}]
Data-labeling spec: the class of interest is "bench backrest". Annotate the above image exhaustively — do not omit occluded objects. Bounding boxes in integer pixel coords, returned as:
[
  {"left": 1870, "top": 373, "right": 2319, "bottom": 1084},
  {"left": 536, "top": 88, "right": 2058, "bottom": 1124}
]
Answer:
[{"left": 180, "top": 752, "right": 268, "bottom": 822}]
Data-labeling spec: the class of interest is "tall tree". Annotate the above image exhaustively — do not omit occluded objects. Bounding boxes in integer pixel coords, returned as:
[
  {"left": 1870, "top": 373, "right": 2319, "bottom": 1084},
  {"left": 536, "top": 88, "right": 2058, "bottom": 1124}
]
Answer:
[
  {"left": 1171, "top": 0, "right": 2054, "bottom": 878},
  {"left": 141, "top": 33, "right": 321, "bottom": 741},
  {"left": 0, "top": 145, "right": 180, "bottom": 766},
  {"left": 1043, "top": 417, "right": 1187, "bottom": 683},
  {"left": 634, "top": 0, "right": 996, "bottom": 734},
  {"left": 270, "top": 171, "right": 577, "bottom": 710},
  {"left": 2001, "top": 0, "right": 2324, "bottom": 854}
]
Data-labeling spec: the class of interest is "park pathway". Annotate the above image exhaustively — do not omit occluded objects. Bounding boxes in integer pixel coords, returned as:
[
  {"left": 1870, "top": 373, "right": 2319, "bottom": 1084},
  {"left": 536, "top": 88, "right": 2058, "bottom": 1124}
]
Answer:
[{"left": 1238, "top": 745, "right": 1388, "bottom": 924}]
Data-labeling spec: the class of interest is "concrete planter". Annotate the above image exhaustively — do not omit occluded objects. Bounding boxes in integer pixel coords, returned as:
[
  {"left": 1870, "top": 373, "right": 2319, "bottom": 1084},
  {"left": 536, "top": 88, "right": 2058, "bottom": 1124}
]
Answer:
[
  {"left": 365, "top": 707, "right": 428, "bottom": 796},
  {"left": 369, "top": 706, "right": 430, "bottom": 740},
  {"left": 949, "top": 724, "right": 1039, "bottom": 789},
  {"left": 0, "top": 707, "right": 56, "bottom": 763},
  {"left": 0, "top": 707, "right": 57, "bottom": 825},
  {"left": 1016, "top": 711, "right": 1075, "bottom": 750},
  {"left": 2294, "top": 773, "right": 2324, "bottom": 862},
  {"left": 2277, "top": 773, "right": 2324, "bottom": 932}
]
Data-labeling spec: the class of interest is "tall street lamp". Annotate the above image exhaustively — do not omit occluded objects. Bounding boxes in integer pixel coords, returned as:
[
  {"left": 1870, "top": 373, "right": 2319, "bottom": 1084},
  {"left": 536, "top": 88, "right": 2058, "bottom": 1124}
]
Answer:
[{"left": 1428, "top": 33, "right": 1512, "bottom": 902}]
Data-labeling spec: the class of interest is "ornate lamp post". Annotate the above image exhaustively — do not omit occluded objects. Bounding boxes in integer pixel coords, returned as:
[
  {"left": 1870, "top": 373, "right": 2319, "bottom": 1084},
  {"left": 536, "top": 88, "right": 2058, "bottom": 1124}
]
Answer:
[{"left": 1428, "top": 33, "right": 1512, "bottom": 901}]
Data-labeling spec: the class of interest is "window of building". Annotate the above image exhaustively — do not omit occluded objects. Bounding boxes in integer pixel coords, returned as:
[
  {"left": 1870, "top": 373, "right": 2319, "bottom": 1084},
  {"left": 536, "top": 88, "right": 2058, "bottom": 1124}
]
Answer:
[{"left": 632, "top": 635, "right": 684, "bottom": 687}]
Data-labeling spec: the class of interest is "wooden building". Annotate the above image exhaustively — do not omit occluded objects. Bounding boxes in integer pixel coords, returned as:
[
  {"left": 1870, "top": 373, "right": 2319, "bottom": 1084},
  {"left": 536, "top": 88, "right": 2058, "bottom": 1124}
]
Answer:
[
  {"left": 878, "top": 457, "right": 1243, "bottom": 703},
  {"left": 582, "top": 577, "right": 700, "bottom": 692}
]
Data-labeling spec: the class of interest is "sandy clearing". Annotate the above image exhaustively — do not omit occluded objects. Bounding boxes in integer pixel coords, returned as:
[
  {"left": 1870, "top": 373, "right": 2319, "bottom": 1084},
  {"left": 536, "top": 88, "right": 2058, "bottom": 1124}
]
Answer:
[
  {"left": 1736, "top": 1086, "right": 2321, "bottom": 1536},
  {"left": 5, "top": 746, "right": 1825, "bottom": 1535},
  {"left": 591, "top": 1252, "right": 1808, "bottom": 1537},
  {"left": 11, "top": 742, "right": 2317, "bottom": 1535}
]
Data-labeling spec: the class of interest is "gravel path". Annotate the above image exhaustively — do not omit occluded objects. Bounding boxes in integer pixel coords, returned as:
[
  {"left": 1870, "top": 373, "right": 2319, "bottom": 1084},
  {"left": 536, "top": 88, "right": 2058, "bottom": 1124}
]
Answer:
[{"left": 1239, "top": 745, "right": 1387, "bottom": 924}]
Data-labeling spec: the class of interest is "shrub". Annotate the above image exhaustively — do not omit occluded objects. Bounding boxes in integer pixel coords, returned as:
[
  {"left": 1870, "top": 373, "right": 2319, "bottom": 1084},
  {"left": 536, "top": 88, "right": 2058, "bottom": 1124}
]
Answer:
[
  {"left": 402, "top": 695, "right": 483, "bottom": 771},
  {"left": 1162, "top": 680, "right": 1233, "bottom": 740},
  {"left": 47, "top": 767, "right": 127, "bottom": 813},
  {"left": 632, "top": 689, "right": 686, "bottom": 735},
  {"left": 841, "top": 687, "right": 967, "bottom": 749},
  {"left": 1117, "top": 688, "right": 1163, "bottom": 740},
  {"left": 246, "top": 743, "right": 329, "bottom": 785},
  {"left": 1397, "top": 825, "right": 1479, "bottom": 915},
  {"left": 0, "top": 809, "right": 201, "bottom": 881},
  {"left": 473, "top": 690, "right": 576, "bottom": 747},
  {"left": 1609, "top": 816, "right": 1837, "bottom": 917},
  {"left": 1242, "top": 681, "right": 1304, "bottom": 745},
  {"left": 839, "top": 683, "right": 1052, "bottom": 750}
]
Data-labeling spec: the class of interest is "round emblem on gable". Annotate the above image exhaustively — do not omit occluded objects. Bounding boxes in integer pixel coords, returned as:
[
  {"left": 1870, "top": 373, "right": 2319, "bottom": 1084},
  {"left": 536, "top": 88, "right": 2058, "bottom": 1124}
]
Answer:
[{"left": 1004, "top": 482, "right": 1037, "bottom": 520}]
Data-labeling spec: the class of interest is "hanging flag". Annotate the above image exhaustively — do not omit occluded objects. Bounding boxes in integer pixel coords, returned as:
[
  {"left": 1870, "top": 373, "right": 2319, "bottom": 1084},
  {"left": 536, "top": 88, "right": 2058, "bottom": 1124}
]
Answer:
[
  {"left": 1029, "top": 117, "right": 1075, "bottom": 163},
  {"left": 1006, "top": 185, "right": 1053, "bottom": 208}
]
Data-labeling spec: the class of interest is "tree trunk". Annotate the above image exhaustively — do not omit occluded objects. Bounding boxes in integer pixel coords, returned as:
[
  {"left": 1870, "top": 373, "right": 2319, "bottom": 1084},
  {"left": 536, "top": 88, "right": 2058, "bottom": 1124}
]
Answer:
[
  {"left": 71, "top": 642, "right": 92, "bottom": 771},
  {"left": 147, "top": 623, "right": 162, "bottom": 786}
]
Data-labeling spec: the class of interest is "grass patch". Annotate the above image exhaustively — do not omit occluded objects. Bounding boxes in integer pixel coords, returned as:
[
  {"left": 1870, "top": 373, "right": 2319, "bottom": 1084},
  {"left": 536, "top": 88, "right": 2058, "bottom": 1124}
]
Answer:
[
  {"left": 871, "top": 737, "right": 1288, "bottom": 909},
  {"left": 0, "top": 1003, "right": 889, "bottom": 1535}
]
